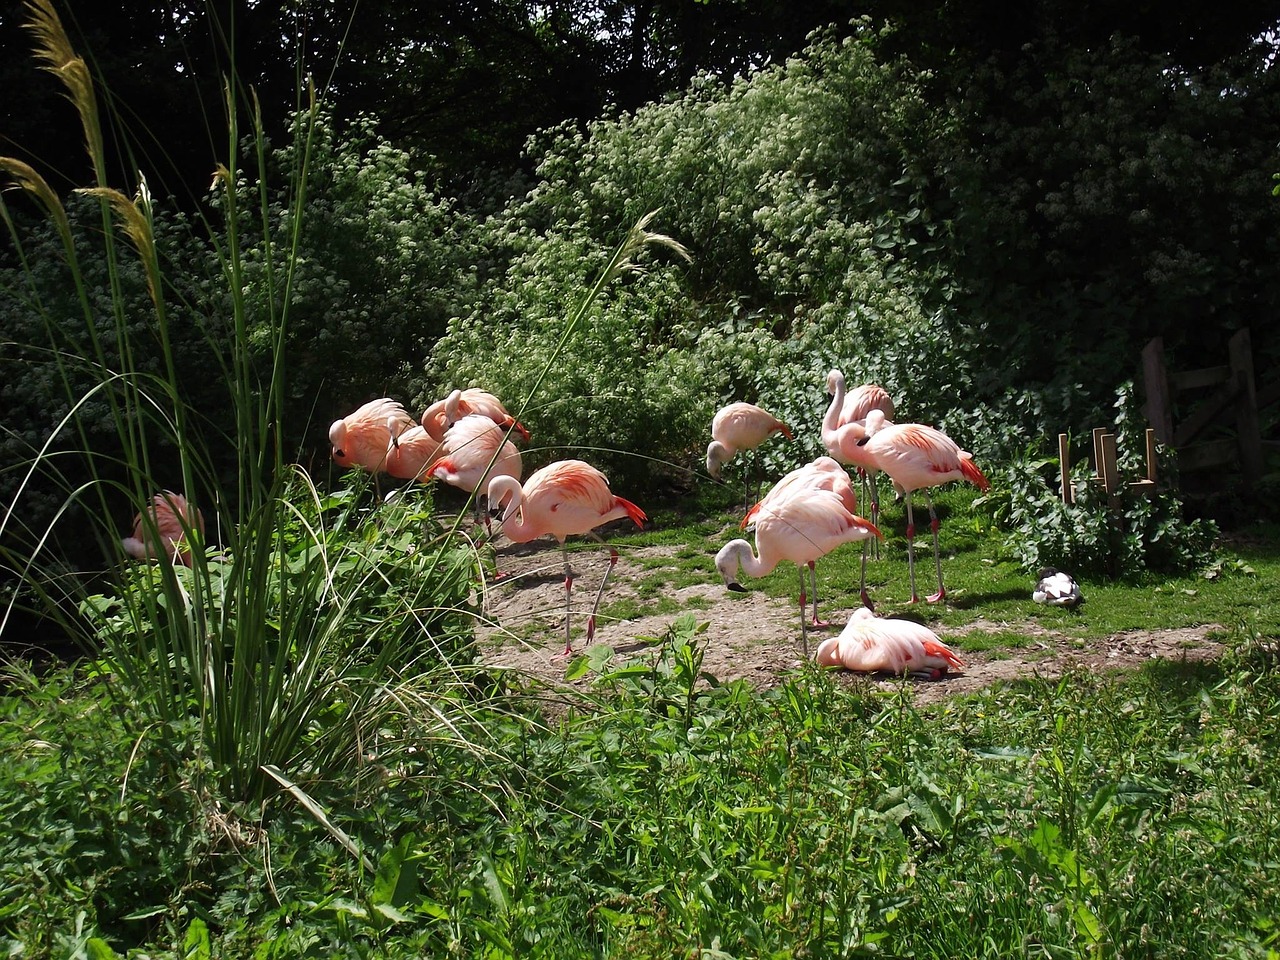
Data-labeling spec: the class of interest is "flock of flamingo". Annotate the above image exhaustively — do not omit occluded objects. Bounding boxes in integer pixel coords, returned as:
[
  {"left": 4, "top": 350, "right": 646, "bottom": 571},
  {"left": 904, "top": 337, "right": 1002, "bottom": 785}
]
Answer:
[{"left": 122, "top": 372, "right": 993, "bottom": 679}]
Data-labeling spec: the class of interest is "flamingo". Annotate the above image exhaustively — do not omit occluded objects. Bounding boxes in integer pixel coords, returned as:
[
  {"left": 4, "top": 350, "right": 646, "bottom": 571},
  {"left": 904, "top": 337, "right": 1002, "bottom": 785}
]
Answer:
[
  {"left": 384, "top": 425, "right": 445, "bottom": 482},
  {"left": 741, "top": 457, "right": 859, "bottom": 628},
  {"left": 815, "top": 607, "right": 964, "bottom": 678},
  {"left": 715, "top": 484, "right": 881, "bottom": 655},
  {"left": 445, "top": 388, "right": 531, "bottom": 443},
  {"left": 856, "top": 409, "right": 990, "bottom": 604},
  {"left": 487, "top": 460, "right": 647, "bottom": 655},
  {"left": 822, "top": 370, "right": 896, "bottom": 563},
  {"left": 705, "top": 401, "right": 793, "bottom": 509},
  {"left": 330, "top": 398, "right": 416, "bottom": 473},
  {"left": 122, "top": 491, "right": 204, "bottom": 565},
  {"left": 427, "top": 415, "right": 523, "bottom": 526}
]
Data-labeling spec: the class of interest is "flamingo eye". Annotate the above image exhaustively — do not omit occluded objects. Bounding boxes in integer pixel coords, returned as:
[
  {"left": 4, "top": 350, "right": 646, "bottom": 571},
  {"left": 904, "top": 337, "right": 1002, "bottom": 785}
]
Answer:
[{"left": 334, "top": 448, "right": 345, "bottom": 457}]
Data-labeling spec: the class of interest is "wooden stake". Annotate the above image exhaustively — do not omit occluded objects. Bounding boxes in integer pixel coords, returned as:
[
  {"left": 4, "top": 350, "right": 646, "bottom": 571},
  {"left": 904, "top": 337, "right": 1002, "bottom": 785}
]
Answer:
[{"left": 1058, "top": 433, "right": 1073, "bottom": 504}]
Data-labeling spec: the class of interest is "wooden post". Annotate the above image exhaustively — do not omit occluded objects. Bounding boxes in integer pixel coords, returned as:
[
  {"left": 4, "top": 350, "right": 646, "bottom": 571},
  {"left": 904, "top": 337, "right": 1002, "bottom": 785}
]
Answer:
[
  {"left": 1059, "top": 433, "right": 1073, "bottom": 504},
  {"left": 1145, "top": 428, "right": 1158, "bottom": 483},
  {"left": 1092, "top": 428, "right": 1107, "bottom": 484},
  {"left": 1228, "top": 328, "right": 1263, "bottom": 490},
  {"left": 1099, "top": 433, "right": 1119, "bottom": 496},
  {"left": 1142, "top": 337, "right": 1173, "bottom": 444}
]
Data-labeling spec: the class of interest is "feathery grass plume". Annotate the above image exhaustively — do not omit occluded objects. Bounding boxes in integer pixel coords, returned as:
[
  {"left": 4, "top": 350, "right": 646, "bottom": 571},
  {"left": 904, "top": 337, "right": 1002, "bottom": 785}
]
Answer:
[
  {"left": 0, "top": 158, "right": 73, "bottom": 250},
  {"left": 24, "top": 0, "right": 106, "bottom": 184},
  {"left": 76, "top": 183, "right": 161, "bottom": 308}
]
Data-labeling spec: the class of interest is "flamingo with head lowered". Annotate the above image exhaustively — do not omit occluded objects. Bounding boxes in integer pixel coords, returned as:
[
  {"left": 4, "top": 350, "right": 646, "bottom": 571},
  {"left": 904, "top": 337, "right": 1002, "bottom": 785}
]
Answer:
[
  {"left": 706, "top": 401, "right": 793, "bottom": 509},
  {"left": 122, "top": 491, "right": 204, "bottom": 566},
  {"left": 487, "top": 459, "right": 646, "bottom": 656},
  {"left": 716, "top": 477, "right": 881, "bottom": 655}
]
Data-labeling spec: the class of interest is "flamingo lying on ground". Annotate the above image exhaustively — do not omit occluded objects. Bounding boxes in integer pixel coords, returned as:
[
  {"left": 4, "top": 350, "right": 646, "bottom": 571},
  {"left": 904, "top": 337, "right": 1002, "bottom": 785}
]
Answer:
[
  {"left": 741, "top": 456, "right": 859, "bottom": 629},
  {"left": 815, "top": 607, "right": 964, "bottom": 678},
  {"left": 716, "top": 479, "right": 881, "bottom": 655},
  {"left": 487, "top": 460, "right": 646, "bottom": 656},
  {"left": 122, "top": 491, "right": 204, "bottom": 565},
  {"left": 706, "top": 401, "right": 793, "bottom": 509},
  {"left": 856, "top": 409, "right": 990, "bottom": 603},
  {"left": 330, "top": 398, "right": 416, "bottom": 473}
]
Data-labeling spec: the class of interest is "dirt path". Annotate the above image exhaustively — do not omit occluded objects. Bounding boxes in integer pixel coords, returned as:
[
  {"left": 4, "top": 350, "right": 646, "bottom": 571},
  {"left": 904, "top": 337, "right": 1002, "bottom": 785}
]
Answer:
[{"left": 475, "top": 539, "right": 1226, "bottom": 705}]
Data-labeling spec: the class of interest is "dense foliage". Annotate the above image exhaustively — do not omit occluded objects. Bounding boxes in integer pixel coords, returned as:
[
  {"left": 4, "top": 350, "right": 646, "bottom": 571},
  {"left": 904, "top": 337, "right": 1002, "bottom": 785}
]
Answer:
[{"left": 6, "top": 616, "right": 1280, "bottom": 956}]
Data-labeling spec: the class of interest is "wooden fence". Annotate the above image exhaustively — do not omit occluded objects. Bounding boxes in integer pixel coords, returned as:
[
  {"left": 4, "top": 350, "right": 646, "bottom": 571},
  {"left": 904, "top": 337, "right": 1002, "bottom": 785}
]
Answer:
[{"left": 1141, "top": 328, "right": 1272, "bottom": 491}]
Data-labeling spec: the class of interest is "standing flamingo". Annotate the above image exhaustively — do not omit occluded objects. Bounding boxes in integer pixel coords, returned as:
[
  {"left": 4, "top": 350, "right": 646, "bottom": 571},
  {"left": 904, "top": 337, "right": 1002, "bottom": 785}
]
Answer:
[
  {"left": 715, "top": 484, "right": 881, "bottom": 655},
  {"left": 822, "top": 370, "right": 896, "bottom": 562},
  {"left": 384, "top": 425, "right": 445, "bottom": 482},
  {"left": 487, "top": 460, "right": 647, "bottom": 655},
  {"left": 815, "top": 607, "right": 964, "bottom": 677},
  {"left": 741, "top": 457, "right": 859, "bottom": 628},
  {"left": 427, "top": 415, "right": 523, "bottom": 526},
  {"left": 122, "top": 491, "right": 204, "bottom": 565},
  {"left": 706, "top": 401, "right": 793, "bottom": 509},
  {"left": 330, "top": 398, "right": 416, "bottom": 473},
  {"left": 856, "top": 409, "right": 990, "bottom": 603}
]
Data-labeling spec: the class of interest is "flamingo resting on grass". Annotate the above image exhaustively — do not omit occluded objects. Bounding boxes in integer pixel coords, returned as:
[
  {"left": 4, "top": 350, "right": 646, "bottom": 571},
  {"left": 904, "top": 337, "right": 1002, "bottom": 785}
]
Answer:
[
  {"left": 487, "top": 460, "right": 646, "bottom": 656},
  {"left": 815, "top": 607, "right": 964, "bottom": 678},
  {"left": 122, "top": 491, "right": 204, "bottom": 566},
  {"left": 715, "top": 481, "right": 881, "bottom": 656},
  {"left": 856, "top": 410, "right": 990, "bottom": 603},
  {"left": 706, "top": 401, "right": 793, "bottom": 509}
]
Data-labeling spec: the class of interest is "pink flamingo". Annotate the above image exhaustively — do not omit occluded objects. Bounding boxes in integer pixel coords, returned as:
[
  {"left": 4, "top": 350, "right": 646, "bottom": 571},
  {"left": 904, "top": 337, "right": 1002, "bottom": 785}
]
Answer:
[
  {"left": 715, "top": 483, "right": 882, "bottom": 654},
  {"left": 384, "top": 425, "right": 445, "bottom": 482},
  {"left": 822, "top": 370, "right": 896, "bottom": 560},
  {"left": 122, "top": 491, "right": 204, "bottom": 565},
  {"left": 856, "top": 409, "right": 990, "bottom": 603},
  {"left": 330, "top": 398, "right": 416, "bottom": 473},
  {"left": 741, "top": 457, "right": 859, "bottom": 628},
  {"left": 815, "top": 607, "right": 964, "bottom": 677},
  {"left": 427, "top": 415, "right": 523, "bottom": 524},
  {"left": 822, "top": 371, "right": 899, "bottom": 606},
  {"left": 445, "top": 388, "right": 531, "bottom": 443},
  {"left": 705, "top": 401, "right": 793, "bottom": 508},
  {"left": 487, "top": 460, "right": 647, "bottom": 655}
]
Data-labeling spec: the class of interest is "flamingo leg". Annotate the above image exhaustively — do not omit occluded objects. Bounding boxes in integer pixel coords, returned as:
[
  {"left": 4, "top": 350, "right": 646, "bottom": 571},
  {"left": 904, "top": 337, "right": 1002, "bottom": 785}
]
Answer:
[
  {"left": 926, "top": 492, "right": 946, "bottom": 604},
  {"left": 904, "top": 493, "right": 920, "bottom": 603},
  {"left": 859, "top": 540, "right": 875, "bottom": 610},
  {"left": 796, "top": 566, "right": 809, "bottom": 658},
  {"left": 808, "top": 560, "right": 831, "bottom": 629},
  {"left": 869, "top": 472, "right": 881, "bottom": 560},
  {"left": 585, "top": 548, "right": 619, "bottom": 646},
  {"left": 561, "top": 545, "right": 575, "bottom": 656}
]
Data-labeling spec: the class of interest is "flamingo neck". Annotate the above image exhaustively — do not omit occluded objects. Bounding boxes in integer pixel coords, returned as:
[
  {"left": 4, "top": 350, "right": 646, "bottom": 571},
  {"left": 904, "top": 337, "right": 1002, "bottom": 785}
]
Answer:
[{"left": 822, "top": 374, "right": 845, "bottom": 440}]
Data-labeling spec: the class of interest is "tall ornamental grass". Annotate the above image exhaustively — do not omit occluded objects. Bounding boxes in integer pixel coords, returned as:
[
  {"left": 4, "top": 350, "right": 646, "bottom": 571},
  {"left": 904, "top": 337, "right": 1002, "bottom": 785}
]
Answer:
[{"left": 0, "top": 0, "right": 484, "bottom": 810}]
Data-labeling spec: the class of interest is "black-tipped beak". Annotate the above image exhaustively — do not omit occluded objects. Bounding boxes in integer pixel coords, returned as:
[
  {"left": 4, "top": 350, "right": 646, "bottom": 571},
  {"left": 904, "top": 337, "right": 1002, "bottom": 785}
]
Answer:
[
  {"left": 727, "top": 582, "right": 747, "bottom": 593},
  {"left": 856, "top": 437, "right": 868, "bottom": 447}
]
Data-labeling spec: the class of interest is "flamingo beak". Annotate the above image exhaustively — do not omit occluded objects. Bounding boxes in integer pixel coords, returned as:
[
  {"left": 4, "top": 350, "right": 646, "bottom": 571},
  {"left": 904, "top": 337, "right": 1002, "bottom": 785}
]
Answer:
[{"left": 726, "top": 582, "right": 747, "bottom": 593}]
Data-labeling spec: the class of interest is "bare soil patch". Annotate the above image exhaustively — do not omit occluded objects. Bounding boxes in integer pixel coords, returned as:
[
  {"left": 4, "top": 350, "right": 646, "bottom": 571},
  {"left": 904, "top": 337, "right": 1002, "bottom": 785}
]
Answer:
[{"left": 475, "top": 539, "right": 1226, "bottom": 704}]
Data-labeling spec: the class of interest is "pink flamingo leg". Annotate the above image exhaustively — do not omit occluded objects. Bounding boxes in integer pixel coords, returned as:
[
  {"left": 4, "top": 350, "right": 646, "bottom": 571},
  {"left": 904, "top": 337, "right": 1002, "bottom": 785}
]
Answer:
[
  {"left": 859, "top": 540, "right": 875, "bottom": 610},
  {"left": 904, "top": 494, "right": 920, "bottom": 603},
  {"left": 808, "top": 560, "right": 832, "bottom": 630},
  {"left": 797, "top": 567, "right": 809, "bottom": 658},
  {"left": 868, "top": 472, "right": 881, "bottom": 560},
  {"left": 585, "top": 548, "right": 619, "bottom": 646},
  {"left": 926, "top": 493, "right": 946, "bottom": 604},
  {"left": 561, "top": 547, "right": 575, "bottom": 656}
]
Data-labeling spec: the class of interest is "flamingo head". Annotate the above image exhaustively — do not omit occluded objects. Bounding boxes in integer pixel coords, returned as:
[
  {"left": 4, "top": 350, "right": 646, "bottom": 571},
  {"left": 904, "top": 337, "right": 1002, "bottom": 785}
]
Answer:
[
  {"left": 329, "top": 420, "right": 355, "bottom": 467},
  {"left": 714, "top": 539, "right": 748, "bottom": 591},
  {"left": 825, "top": 369, "right": 845, "bottom": 395},
  {"left": 705, "top": 441, "right": 728, "bottom": 478}
]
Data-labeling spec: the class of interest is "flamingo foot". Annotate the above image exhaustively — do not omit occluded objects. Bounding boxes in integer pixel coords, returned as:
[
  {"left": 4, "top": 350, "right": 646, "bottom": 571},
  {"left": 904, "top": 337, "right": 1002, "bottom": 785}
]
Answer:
[
  {"left": 809, "top": 616, "right": 834, "bottom": 629},
  {"left": 927, "top": 588, "right": 946, "bottom": 604}
]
